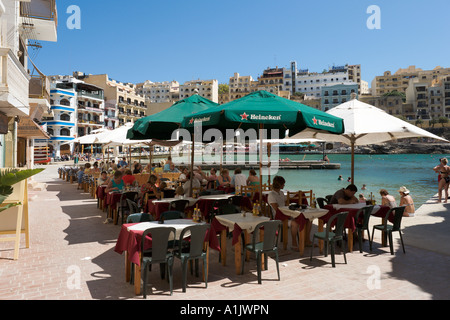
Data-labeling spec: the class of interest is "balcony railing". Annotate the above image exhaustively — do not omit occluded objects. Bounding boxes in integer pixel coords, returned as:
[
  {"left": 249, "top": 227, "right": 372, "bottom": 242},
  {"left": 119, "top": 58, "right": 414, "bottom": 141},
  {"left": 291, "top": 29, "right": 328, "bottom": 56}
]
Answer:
[
  {"left": 0, "top": 48, "right": 30, "bottom": 116},
  {"left": 20, "top": 0, "right": 58, "bottom": 42},
  {"left": 29, "top": 74, "right": 50, "bottom": 100}
]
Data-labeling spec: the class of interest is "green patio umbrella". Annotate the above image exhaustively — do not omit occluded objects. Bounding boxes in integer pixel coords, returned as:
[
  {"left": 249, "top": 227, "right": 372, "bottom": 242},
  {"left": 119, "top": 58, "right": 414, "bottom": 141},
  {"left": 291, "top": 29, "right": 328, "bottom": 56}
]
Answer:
[
  {"left": 127, "top": 94, "right": 219, "bottom": 196},
  {"left": 181, "top": 90, "right": 345, "bottom": 204},
  {"left": 127, "top": 94, "right": 219, "bottom": 140}
]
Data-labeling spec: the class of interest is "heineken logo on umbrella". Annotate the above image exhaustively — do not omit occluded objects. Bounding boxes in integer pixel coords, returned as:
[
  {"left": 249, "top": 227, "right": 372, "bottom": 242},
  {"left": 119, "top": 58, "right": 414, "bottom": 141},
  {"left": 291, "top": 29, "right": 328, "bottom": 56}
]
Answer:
[
  {"left": 313, "top": 116, "right": 335, "bottom": 128},
  {"left": 190, "top": 116, "right": 211, "bottom": 124},
  {"left": 240, "top": 112, "right": 282, "bottom": 121}
]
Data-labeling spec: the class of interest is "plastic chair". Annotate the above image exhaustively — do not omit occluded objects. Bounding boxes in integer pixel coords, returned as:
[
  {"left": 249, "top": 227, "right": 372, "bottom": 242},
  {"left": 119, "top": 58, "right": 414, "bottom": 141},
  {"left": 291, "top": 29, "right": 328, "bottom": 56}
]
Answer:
[
  {"left": 161, "top": 210, "right": 185, "bottom": 221},
  {"left": 316, "top": 197, "right": 328, "bottom": 209},
  {"left": 310, "top": 211, "right": 349, "bottom": 267},
  {"left": 354, "top": 205, "right": 374, "bottom": 253},
  {"left": 119, "top": 191, "right": 138, "bottom": 224},
  {"left": 174, "top": 224, "right": 210, "bottom": 292},
  {"left": 241, "top": 220, "right": 282, "bottom": 284},
  {"left": 169, "top": 199, "right": 190, "bottom": 213},
  {"left": 370, "top": 206, "right": 406, "bottom": 255},
  {"left": 325, "top": 195, "right": 333, "bottom": 203},
  {"left": 229, "top": 195, "right": 243, "bottom": 209},
  {"left": 141, "top": 227, "right": 176, "bottom": 298},
  {"left": 162, "top": 189, "right": 176, "bottom": 198},
  {"left": 208, "top": 198, "right": 231, "bottom": 222},
  {"left": 126, "top": 213, "right": 153, "bottom": 223}
]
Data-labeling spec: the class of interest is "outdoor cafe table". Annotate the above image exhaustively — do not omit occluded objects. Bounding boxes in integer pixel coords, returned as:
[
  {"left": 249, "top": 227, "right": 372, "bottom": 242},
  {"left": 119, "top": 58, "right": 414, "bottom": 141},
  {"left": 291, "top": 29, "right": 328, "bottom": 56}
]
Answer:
[
  {"left": 277, "top": 206, "right": 329, "bottom": 255},
  {"left": 146, "top": 197, "right": 197, "bottom": 220},
  {"left": 323, "top": 203, "right": 391, "bottom": 252},
  {"left": 195, "top": 194, "right": 236, "bottom": 220},
  {"left": 106, "top": 188, "right": 140, "bottom": 224},
  {"left": 96, "top": 185, "right": 107, "bottom": 210},
  {"left": 114, "top": 219, "right": 219, "bottom": 295},
  {"left": 211, "top": 213, "right": 270, "bottom": 275}
]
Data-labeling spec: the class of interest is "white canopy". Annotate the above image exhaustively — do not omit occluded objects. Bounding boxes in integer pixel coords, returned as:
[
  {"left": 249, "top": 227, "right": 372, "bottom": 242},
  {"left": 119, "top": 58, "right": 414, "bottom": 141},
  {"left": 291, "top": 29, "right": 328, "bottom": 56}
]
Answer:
[
  {"left": 290, "top": 99, "right": 448, "bottom": 145},
  {"left": 290, "top": 99, "right": 449, "bottom": 182}
]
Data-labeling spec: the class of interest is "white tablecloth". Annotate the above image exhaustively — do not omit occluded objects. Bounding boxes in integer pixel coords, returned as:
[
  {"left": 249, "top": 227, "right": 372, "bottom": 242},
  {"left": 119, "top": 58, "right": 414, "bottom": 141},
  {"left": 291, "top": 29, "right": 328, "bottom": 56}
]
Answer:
[
  {"left": 153, "top": 197, "right": 197, "bottom": 207},
  {"left": 215, "top": 213, "right": 270, "bottom": 232},
  {"left": 127, "top": 219, "right": 203, "bottom": 240},
  {"left": 278, "top": 206, "right": 329, "bottom": 220}
]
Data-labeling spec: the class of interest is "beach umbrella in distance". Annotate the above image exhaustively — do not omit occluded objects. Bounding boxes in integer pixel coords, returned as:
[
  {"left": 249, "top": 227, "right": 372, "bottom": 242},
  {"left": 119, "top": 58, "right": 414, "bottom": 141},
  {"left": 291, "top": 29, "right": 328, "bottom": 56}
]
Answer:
[
  {"left": 289, "top": 98, "right": 449, "bottom": 183},
  {"left": 181, "top": 90, "right": 345, "bottom": 202}
]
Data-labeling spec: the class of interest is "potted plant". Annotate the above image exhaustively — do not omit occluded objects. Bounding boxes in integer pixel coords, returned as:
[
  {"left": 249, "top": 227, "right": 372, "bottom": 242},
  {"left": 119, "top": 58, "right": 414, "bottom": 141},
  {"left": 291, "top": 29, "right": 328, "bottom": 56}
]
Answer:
[{"left": 0, "top": 168, "right": 44, "bottom": 213}]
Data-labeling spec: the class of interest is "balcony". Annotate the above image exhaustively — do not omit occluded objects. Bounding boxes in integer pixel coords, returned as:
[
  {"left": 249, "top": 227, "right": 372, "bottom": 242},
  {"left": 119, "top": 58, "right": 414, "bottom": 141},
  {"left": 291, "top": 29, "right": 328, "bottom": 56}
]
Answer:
[
  {"left": 0, "top": 48, "right": 30, "bottom": 117},
  {"left": 20, "top": 0, "right": 58, "bottom": 42}
]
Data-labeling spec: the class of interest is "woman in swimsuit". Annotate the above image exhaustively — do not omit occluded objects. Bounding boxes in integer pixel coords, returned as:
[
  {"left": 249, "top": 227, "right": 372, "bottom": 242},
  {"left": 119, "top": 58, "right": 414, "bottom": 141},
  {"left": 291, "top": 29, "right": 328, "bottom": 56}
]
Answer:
[
  {"left": 433, "top": 158, "right": 450, "bottom": 203},
  {"left": 398, "top": 186, "right": 415, "bottom": 217}
]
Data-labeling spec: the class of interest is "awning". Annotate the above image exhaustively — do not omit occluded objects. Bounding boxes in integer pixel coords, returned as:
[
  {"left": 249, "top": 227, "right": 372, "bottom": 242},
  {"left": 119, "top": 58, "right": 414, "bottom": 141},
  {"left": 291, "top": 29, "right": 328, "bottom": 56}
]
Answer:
[{"left": 17, "top": 117, "right": 50, "bottom": 139}]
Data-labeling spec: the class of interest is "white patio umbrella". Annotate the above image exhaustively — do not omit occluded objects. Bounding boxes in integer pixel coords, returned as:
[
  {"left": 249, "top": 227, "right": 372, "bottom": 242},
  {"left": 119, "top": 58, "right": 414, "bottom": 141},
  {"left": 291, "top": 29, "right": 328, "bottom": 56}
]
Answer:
[{"left": 290, "top": 99, "right": 449, "bottom": 183}]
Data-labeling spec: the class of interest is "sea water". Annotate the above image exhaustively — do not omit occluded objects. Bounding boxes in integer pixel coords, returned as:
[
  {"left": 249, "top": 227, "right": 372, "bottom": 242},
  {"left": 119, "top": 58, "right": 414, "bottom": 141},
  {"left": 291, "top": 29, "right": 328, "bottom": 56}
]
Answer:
[{"left": 240, "top": 153, "right": 450, "bottom": 208}]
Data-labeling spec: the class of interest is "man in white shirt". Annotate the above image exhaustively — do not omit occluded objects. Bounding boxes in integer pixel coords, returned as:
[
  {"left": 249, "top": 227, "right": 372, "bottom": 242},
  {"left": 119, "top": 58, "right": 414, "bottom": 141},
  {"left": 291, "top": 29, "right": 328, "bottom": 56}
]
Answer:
[{"left": 230, "top": 168, "right": 247, "bottom": 190}]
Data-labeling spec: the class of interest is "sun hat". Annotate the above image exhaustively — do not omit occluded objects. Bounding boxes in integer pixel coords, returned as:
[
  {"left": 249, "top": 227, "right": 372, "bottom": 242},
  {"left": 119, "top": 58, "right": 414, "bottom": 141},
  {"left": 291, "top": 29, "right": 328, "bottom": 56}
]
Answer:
[{"left": 398, "top": 186, "right": 410, "bottom": 194}]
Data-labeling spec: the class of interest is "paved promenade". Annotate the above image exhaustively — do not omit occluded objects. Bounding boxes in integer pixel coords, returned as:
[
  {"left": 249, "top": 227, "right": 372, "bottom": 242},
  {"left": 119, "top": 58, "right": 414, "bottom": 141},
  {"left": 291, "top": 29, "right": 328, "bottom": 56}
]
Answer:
[{"left": 0, "top": 164, "right": 449, "bottom": 301}]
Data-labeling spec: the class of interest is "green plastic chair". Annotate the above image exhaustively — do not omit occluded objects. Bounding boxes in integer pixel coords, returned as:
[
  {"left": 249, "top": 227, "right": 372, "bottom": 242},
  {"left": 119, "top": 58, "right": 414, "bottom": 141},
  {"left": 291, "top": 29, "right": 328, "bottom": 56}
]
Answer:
[
  {"left": 161, "top": 210, "right": 185, "bottom": 221},
  {"left": 316, "top": 197, "right": 328, "bottom": 209},
  {"left": 370, "top": 206, "right": 406, "bottom": 255},
  {"left": 174, "top": 224, "right": 210, "bottom": 292},
  {"left": 310, "top": 211, "right": 349, "bottom": 267},
  {"left": 241, "top": 220, "right": 282, "bottom": 284},
  {"left": 354, "top": 205, "right": 374, "bottom": 253},
  {"left": 141, "top": 227, "right": 176, "bottom": 298}
]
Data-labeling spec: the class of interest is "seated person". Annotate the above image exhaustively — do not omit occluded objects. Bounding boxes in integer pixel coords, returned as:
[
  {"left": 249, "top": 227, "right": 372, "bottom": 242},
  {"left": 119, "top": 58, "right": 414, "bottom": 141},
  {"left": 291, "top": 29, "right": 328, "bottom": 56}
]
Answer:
[
  {"left": 118, "top": 157, "right": 128, "bottom": 168},
  {"left": 230, "top": 168, "right": 247, "bottom": 190},
  {"left": 246, "top": 169, "right": 260, "bottom": 186},
  {"left": 168, "top": 163, "right": 180, "bottom": 173},
  {"left": 183, "top": 174, "right": 201, "bottom": 196},
  {"left": 330, "top": 184, "right": 359, "bottom": 204},
  {"left": 132, "top": 162, "right": 142, "bottom": 174},
  {"left": 122, "top": 169, "right": 137, "bottom": 187},
  {"left": 84, "top": 163, "right": 92, "bottom": 175},
  {"left": 399, "top": 186, "right": 415, "bottom": 217},
  {"left": 160, "top": 181, "right": 175, "bottom": 198},
  {"left": 106, "top": 170, "right": 125, "bottom": 193},
  {"left": 379, "top": 189, "right": 397, "bottom": 208},
  {"left": 163, "top": 156, "right": 173, "bottom": 172},
  {"left": 175, "top": 186, "right": 185, "bottom": 199},
  {"left": 178, "top": 167, "right": 189, "bottom": 183},
  {"left": 97, "top": 171, "right": 109, "bottom": 186},
  {"left": 217, "top": 169, "right": 232, "bottom": 189},
  {"left": 268, "top": 176, "right": 308, "bottom": 250},
  {"left": 92, "top": 162, "right": 101, "bottom": 174},
  {"left": 193, "top": 166, "right": 208, "bottom": 186},
  {"left": 140, "top": 174, "right": 161, "bottom": 206},
  {"left": 206, "top": 168, "right": 218, "bottom": 189}
]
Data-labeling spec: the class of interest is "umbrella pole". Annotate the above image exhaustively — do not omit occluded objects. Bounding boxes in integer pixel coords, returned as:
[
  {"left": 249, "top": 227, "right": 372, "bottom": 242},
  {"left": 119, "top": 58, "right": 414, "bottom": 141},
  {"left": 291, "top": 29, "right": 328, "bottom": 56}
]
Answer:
[
  {"left": 259, "top": 124, "right": 263, "bottom": 206},
  {"left": 190, "top": 133, "right": 194, "bottom": 197},
  {"left": 351, "top": 139, "right": 355, "bottom": 184}
]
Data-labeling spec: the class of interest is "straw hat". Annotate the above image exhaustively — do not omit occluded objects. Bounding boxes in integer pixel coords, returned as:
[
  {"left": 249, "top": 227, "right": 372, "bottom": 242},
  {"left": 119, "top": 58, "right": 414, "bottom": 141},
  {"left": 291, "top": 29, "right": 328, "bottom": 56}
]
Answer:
[{"left": 398, "top": 186, "right": 410, "bottom": 194}]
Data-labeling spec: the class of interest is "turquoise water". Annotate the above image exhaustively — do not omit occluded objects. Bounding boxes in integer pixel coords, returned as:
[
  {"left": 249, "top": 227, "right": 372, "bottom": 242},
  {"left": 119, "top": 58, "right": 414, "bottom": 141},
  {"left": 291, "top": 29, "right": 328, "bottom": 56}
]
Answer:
[{"left": 240, "top": 153, "right": 450, "bottom": 208}]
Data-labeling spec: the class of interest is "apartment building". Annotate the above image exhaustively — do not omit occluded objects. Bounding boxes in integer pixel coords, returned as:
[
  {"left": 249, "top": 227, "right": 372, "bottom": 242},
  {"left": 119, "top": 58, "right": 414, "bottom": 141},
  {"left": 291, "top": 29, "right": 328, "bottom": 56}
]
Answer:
[
  {"left": 136, "top": 80, "right": 180, "bottom": 104},
  {"left": 229, "top": 72, "right": 254, "bottom": 100},
  {"left": 80, "top": 73, "right": 147, "bottom": 128},
  {"left": 321, "top": 83, "right": 359, "bottom": 111},
  {"left": 405, "top": 75, "right": 450, "bottom": 120},
  {"left": 42, "top": 75, "right": 105, "bottom": 157},
  {"left": 0, "top": 0, "right": 57, "bottom": 167},
  {"left": 371, "top": 65, "right": 450, "bottom": 97},
  {"left": 283, "top": 62, "right": 362, "bottom": 98},
  {"left": 179, "top": 79, "right": 218, "bottom": 103}
]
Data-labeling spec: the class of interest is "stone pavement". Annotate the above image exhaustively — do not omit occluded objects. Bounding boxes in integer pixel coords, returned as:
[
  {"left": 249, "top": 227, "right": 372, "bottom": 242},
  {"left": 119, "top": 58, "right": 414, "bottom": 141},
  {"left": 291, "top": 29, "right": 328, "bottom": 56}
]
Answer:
[{"left": 0, "top": 164, "right": 449, "bottom": 301}]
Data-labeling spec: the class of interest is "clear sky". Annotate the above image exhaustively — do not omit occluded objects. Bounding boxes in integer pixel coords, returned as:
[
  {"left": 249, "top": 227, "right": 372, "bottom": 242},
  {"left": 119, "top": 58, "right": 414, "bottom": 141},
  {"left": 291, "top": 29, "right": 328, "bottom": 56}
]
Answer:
[{"left": 33, "top": 0, "right": 450, "bottom": 87}]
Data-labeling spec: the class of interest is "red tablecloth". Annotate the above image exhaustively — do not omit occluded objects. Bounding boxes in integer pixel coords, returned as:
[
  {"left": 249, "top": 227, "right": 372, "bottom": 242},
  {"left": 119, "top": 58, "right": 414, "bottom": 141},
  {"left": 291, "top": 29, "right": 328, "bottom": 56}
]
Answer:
[
  {"left": 96, "top": 185, "right": 107, "bottom": 200},
  {"left": 211, "top": 218, "right": 244, "bottom": 246},
  {"left": 146, "top": 200, "right": 170, "bottom": 220},
  {"left": 106, "top": 192, "right": 122, "bottom": 208},
  {"left": 114, "top": 222, "right": 220, "bottom": 266},
  {"left": 274, "top": 208, "right": 309, "bottom": 232},
  {"left": 323, "top": 205, "right": 391, "bottom": 232}
]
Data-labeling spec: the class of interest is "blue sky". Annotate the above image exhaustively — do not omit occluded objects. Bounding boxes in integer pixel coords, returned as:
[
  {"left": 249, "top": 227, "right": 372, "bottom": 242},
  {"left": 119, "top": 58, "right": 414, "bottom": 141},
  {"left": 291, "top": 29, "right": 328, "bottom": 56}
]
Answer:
[{"left": 34, "top": 0, "right": 450, "bottom": 87}]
